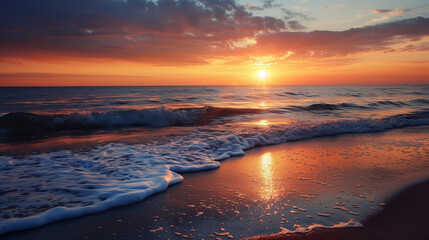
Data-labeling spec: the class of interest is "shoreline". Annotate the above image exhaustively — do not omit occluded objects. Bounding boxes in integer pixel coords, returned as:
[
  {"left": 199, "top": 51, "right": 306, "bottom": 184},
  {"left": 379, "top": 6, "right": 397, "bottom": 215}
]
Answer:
[
  {"left": 2, "top": 125, "right": 429, "bottom": 239},
  {"left": 247, "top": 178, "right": 429, "bottom": 240}
]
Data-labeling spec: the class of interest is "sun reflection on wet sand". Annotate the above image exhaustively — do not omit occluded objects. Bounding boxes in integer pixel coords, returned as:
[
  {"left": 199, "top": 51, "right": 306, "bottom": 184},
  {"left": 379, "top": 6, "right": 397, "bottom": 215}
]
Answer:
[
  {"left": 256, "top": 119, "right": 270, "bottom": 126},
  {"left": 259, "top": 152, "right": 279, "bottom": 201}
]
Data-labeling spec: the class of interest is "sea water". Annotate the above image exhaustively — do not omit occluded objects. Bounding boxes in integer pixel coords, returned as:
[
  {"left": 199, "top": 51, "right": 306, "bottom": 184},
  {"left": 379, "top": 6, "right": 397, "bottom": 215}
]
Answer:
[{"left": 0, "top": 85, "right": 428, "bottom": 234}]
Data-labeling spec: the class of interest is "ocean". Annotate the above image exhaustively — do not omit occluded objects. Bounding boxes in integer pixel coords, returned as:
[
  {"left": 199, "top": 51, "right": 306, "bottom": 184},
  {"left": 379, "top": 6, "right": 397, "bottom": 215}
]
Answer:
[{"left": 1, "top": 85, "right": 429, "bottom": 235}]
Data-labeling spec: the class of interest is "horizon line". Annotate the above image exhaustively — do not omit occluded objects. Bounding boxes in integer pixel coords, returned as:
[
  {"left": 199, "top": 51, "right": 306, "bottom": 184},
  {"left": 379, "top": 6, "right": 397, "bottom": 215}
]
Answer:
[{"left": 1, "top": 84, "right": 428, "bottom": 87}]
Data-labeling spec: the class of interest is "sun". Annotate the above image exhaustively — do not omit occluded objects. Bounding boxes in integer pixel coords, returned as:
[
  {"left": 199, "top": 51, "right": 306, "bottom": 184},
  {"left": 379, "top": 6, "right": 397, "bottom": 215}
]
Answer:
[{"left": 258, "top": 70, "right": 268, "bottom": 79}]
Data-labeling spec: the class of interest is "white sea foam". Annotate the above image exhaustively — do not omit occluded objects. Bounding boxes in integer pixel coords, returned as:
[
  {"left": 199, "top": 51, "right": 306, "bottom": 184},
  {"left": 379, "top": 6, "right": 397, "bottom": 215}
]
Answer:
[
  {"left": 279, "top": 219, "right": 362, "bottom": 235},
  {"left": 0, "top": 113, "right": 428, "bottom": 235}
]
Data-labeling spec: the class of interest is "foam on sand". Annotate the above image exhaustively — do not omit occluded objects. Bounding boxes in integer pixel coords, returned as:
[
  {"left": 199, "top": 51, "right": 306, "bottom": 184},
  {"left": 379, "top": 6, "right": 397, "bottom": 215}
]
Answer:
[{"left": 279, "top": 219, "right": 362, "bottom": 235}]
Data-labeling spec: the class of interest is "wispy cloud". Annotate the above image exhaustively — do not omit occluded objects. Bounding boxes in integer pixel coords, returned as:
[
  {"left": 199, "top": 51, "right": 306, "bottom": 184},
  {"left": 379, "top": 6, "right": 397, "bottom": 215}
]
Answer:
[
  {"left": 262, "top": 0, "right": 282, "bottom": 9},
  {"left": 363, "top": 8, "right": 410, "bottom": 25},
  {"left": 326, "top": 3, "right": 345, "bottom": 9},
  {"left": 246, "top": 0, "right": 282, "bottom": 11},
  {"left": 281, "top": 8, "right": 314, "bottom": 20},
  {"left": 372, "top": 9, "right": 410, "bottom": 14},
  {"left": 0, "top": 58, "right": 24, "bottom": 66},
  {"left": 245, "top": 4, "right": 263, "bottom": 11}
]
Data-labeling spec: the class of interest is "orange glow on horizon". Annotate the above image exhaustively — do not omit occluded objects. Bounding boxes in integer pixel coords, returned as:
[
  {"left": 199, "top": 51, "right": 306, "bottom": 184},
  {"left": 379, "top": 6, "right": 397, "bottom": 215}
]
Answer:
[
  {"left": 0, "top": 1, "right": 428, "bottom": 86},
  {"left": 1, "top": 39, "right": 428, "bottom": 86}
]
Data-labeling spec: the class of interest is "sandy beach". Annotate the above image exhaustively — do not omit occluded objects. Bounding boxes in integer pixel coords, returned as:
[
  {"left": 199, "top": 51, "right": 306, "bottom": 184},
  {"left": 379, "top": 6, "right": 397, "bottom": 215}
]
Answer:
[
  {"left": 247, "top": 178, "right": 429, "bottom": 240},
  {"left": 2, "top": 125, "right": 428, "bottom": 240}
]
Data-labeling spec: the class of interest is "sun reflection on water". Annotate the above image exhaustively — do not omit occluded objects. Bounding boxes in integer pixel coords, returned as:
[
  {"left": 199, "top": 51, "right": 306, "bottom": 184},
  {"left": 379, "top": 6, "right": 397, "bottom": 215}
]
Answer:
[{"left": 259, "top": 152, "right": 279, "bottom": 201}]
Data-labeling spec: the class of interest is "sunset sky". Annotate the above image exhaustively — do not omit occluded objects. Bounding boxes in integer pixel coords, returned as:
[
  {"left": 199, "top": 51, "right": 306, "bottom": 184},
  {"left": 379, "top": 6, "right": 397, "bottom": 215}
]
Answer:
[{"left": 1, "top": 0, "right": 428, "bottom": 86}]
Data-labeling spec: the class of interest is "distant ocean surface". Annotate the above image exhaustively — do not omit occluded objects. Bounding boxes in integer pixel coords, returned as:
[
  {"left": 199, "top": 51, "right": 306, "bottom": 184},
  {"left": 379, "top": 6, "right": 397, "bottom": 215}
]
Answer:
[{"left": 1, "top": 85, "right": 429, "bottom": 234}]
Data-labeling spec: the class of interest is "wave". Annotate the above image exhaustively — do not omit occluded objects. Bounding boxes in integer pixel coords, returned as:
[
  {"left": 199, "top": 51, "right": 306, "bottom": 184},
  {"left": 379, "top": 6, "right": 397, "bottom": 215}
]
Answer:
[
  {"left": 368, "top": 101, "right": 409, "bottom": 107},
  {"left": 409, "top": 98, "right": 429, "bottom": 105},
  {"left": 286, "top": 98, "right": 429, "bottom": 112},
  {"left": 286, "top": 103, "right": 368, "bottom": 111},
  {"left": 1, "top": 98, "right": 428, "bottom": 131},
  {"left": 111, "top": 101, "right": 129, "bottom": 105},
  {"left": 0, "top": 111, "right": 428, "bottom": 235},
  {"left": 368, "top": 99, "right": 429, "bottom": 107},
  {"left": 0, "top": 106, "right": 273, "bottom": 130}
]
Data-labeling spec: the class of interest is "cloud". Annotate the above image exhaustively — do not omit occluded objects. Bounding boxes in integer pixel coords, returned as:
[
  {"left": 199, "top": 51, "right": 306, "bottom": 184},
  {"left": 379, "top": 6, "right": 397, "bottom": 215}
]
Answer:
[
  {"left": 0, "top": 0, "right": 287, "bottom": 64},
  {"left": 262, "top": 0, "right": 282, "bottom": 9},
  {"left": 372, "top": 9, "right": 409, "bottom": 14},
  {"left": 400, "top": 42, "right": 429, "bottom": 52},
  {"left": 0, "top": 58, "right": 24, "bottom": 66},
  {"left": 246, "top": 4, "right": 263, "bottom": 11},
  {"left": 287, "top": 21, "right": 306, "bottom": 30},
  {"left": 0, "top": 1, "right": 427, "bottom": 66},
  {"left": 246, "top": 1, "right": 282, "bottom": 11},
  {"left": 252, "top": 17, "right": 429, "bottom": 59},
  {"left": 326, "top": 3, "right": 345, "bottom": 9},
  {"left": 281, "top": 8, "right": 313, "bottom": 21},
  {"left": 365, "top": 8, "right": 411, "bottom": 25},
  {"left": 0, "top": 0, "right": 286, "bottom": 36}
]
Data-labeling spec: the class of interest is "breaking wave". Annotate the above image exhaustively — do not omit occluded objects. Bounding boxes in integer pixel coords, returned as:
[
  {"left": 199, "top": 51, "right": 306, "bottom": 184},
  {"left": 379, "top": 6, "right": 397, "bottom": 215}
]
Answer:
[
  {"left": 286, "top": 103, "right": 368, "bottom": 111},
  {"left": 0, "top": 106, "right": 272, "bottom": 130},
  {"left": 2, "top": 97, "right": 428, "bottom": 131}
]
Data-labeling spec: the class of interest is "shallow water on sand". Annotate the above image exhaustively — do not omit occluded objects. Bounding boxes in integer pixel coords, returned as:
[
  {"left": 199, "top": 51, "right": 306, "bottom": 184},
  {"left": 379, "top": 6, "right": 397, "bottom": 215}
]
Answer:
[{"left": 3, "top": 126, "right": 428, "bottom": 239}]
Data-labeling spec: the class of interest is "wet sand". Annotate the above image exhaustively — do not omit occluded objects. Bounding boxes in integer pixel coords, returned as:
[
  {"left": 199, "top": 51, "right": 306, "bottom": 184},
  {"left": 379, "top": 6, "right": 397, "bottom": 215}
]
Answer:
[
  {"left": 247, "top": 178, "right": 429, "bottom": 240},
  {"left": 2, "top": 126, "right": 429, "bottom": 240}
]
